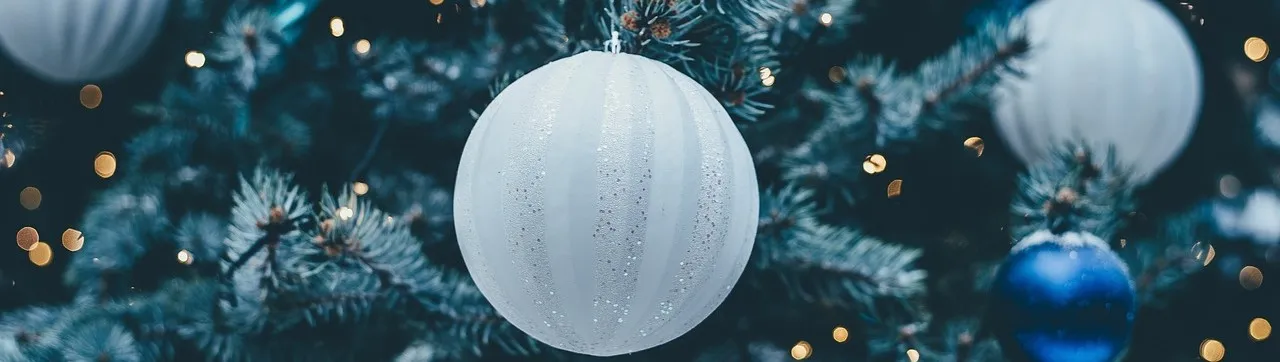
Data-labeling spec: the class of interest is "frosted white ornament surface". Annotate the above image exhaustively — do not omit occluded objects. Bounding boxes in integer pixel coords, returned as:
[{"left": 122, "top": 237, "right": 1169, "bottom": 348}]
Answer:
[
  {"left": 993, "top": 0, "right": 1202, "bottom": 184},
  {"left": 0, "top": 0, "right": 169, "bottom": 83},
  {"left": 454, "top": 51, "right": 759, "bottom": 356}
]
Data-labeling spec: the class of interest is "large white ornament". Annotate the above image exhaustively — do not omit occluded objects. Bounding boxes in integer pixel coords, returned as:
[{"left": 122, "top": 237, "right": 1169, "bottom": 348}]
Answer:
[
  {"left": 453, "top": 51, "right": 759, "bottom": 356},
  {"left": 993, "top": 0, "right": 1202, "bottom": 184},
  {"left": 0, "top": 0, "right": 170, "bottom": 83}
]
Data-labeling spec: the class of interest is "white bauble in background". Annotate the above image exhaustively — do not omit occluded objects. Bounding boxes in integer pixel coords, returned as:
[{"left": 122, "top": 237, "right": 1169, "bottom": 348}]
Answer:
[
  {"left": 0, "top": 0, "right": 170, "bottom": 83},
  {"left": 993, "top": 0, "right": 1202, "bottom": 183},
  {"left": 454, "top": 51, "right": 759, "bottom": 356}
]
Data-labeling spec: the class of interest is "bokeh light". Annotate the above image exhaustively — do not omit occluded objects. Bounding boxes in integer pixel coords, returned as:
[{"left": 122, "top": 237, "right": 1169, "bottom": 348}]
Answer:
[
  {"left": 94, "top": 151, "right": 117, "bottom": 178},
  {"left": 61, "top": 229, "right": 83, "bottom": 252},
  {"left": 1249, "top": 318, "right": 1271, "bottom": 341},
  {"left": 1239, "top": 266, "right": 1263, "bottom": 290},
  {"left": 1245, "top": 37, "right": 1269, "bottom": 62},
  {"left": 819, "top": 13, "right": 833, "bottom": 26},
  {"left": 863, "top": 154, "right": 887, "bottom": 174},
  {"left": 353, "top": 182, "right": 369, "bottom": 196},
  {"left": 330, "top": 17, "right": 345, "bottom": 37},
  {"left": 887, "top": 179, "right": 903, "bottom": 198},
  {"left": 178, "top": 249, "right": 194, "bottom": 265},
  {"left": 28, "top": 242, "right": 52, "bottom": 267},
  {"left": 906, "top": 349, "right": 921, "bottom": 362},
  {"left": 964, "top": 137, "right": 985, "bottom": 157},
  {"left": 19, "top": 186, "right": 41, "bottom": 210},
  {"left": 80, "top": 84, "right": 103, "bottom": 109},
  {"left": 832, "top": 326, "right": 848, "bottom": 343},
  {"left": 354, "top": 39, "right": 371, "bottom": 55},
  {"left": 790, "top": 341, "right": 811, "bottom": 360},
  {"left": 1199, "top": 339, "right": 1224, "bottom": 362},
  {"left": 16, "top": 227, "right": 38, "bottom": 251},
  {"left": 185, "top": 51, "right": 206, "bottom": 68},
  {"left": 338, "top": 207, "right": 355, "bottom": 220}
]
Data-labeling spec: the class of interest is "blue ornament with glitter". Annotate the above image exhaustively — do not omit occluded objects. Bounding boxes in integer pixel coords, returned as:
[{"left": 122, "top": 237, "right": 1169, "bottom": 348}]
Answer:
[{"left": 991, "top": 230, "right": 1136, "bottom": 362}]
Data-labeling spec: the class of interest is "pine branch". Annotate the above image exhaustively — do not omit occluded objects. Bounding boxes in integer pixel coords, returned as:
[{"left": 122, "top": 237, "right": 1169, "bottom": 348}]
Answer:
[{"left": 1010, "top": 143, "right": 1136, "bottom": 242}]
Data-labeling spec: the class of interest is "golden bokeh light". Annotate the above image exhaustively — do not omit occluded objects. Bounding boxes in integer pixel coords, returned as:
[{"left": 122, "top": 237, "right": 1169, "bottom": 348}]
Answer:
[
  {"left": 338, "top": 206, "right": 355, "bottom": 220},
  {"left": 906, "top": 348, "right": 921, "bottom": 362},
  {"left": 429, "top": 0, "right": 444, "bottom": 5},
  {"left": 762, "top": 76, "right": 776, "bottom": 87},
  {"left": 1239, "top": 265, "right": 1264, "bottom": 290},
  {"left": 20, "top": 186, "right": 41, "bottom": 210},
  {"left": 185, "top": 51, "right": 206, "bottom": 68},
  {"left": 1250, "top": 318, "right": 1271, "bottom": 341},
  {"left": 1199, "top": 339, "right": 1225, "bottom": 362},
  {"left": 16, "top": 227, "right": 38, "bottom": 251},
  {"left": 863, "top": 154, "right": 887, "bottom": 174},
  {"left": 1245, "top": 37, "right": 1269, "bottom": 62},
  {"left": 94, "top": 151, "right": 117, "bottom": 179},
  {"left": 353, "top": 182, "right": 369, "bottom": 196},
  {"left": 964, "top": 137, "right": 985, "bottom": 157},
  {"left": 354, "top": 39, "right": 371, "bottom": 55},
  {"left": 790, "top": 341, "right": 812, "bottom": 360},
  {"left": 178, "top": 249, "right": 194, "bottom": 265},
  {"left": 2, "top": 149, "right": 15, "bottom": 168},
  {"left": 1192, "top": 241, "right": 1216, "bottom": 267},
  {"left": 828, "top": 66, "right": 846, "bottom": 83},
  {"left": 330, "top": 17, "right": 345, "bottom": 37},
  {"left": 28, "top": 241, "right": 52, "bottom": 267},
  {"left": 832, "top": 326, "right": 849, "bottom": 343},
  {"left": 819, "top": 13, "right": 833, "bottom": 26},
  {"left": 1219, "top": 175, "right": 1241, "bottom": 198},
  {"left": 79, "top": 84, "right": 103, "bottom": 109},
  {"left": 887, "top": 179, "right": 903, "bottom": 199},
  {"left": 61, "top": 228, "right": 83, "bottom": 252}
]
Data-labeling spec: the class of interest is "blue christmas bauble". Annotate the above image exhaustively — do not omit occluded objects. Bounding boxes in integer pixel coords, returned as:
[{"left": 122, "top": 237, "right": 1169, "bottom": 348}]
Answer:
[{"left": 991, "top": 230, "right": 1136, "bottom": 362}]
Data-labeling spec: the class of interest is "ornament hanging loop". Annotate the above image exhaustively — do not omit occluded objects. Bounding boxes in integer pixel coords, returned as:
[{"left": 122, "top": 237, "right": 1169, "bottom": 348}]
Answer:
[{"left": 604, "top": 31, "right": 622, "bottom": 54}]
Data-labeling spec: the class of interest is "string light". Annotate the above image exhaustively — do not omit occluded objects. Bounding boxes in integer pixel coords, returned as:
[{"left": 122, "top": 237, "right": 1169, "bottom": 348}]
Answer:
[
  {"left": 94, "top": 151, "right": 117, "bottom": 179},
  {"left": 338, "top": 206, "right": 355, "bottom": 220},
  {"left": 790, "top": 341, "right": 812, "bottom": 360},
  {"left": 1239, "top": 266, "right": 1264, "bottom": 290},
  {"left": 61, "top": 228, "right": 83, "bottom": 252},
  {"left": 80, "top": 84, "right": 103, "bottom": 109},
  {"left": 1199, "top": 339, "right": 1225, "bottom": 362},
  {"left": 827, "top": 66, "right": 846, "bottom": 83},
  {"left": 819, "top": 13, "right": 833, "bottom": 26},
  {"left": 354, "top": 39, "right": 371, "bottom": 55},
  {"left": 887, "top": 179, "right": 903, "bottom": 198},
  {"left": 329, "top": 17, "right": 345, "bottom": 37},
  {"left": 1250, "top": 318, "right": 1271, "bottom": 341},
  {"left": 964, "top": 137, "right": 985, "bottom": 157},
  {"left": 832, "top": 326, "right": 849, "bottom": 343},
  {"left": 16, "top": 226, "right": 38, "bottom": 251},
  {"left": 28, "top": 242, "right": 52, "bottom": 267},
  {"left": 906, "top": 349, "right": 921, "bottom": 362},
  {"left": 19, "top": 186, "right": 41, "bottom": 210},
  {"left": 353, "top": 182, "right": 369, "bottom": 196},
  {"left": 185, "top": 51, "right": 206, "bottom": 68},
  {"left": 1244, "top": 37, "right": 1269, "bottom": 62},
  {"left": 177, "top": 249, "right": 194, "bottom": 265},
  {"left": 863, "top": 154, "right": 887, "bottom": 174},
  {"left": 2, "top": 149, "right": 14, "bottom": 168}
]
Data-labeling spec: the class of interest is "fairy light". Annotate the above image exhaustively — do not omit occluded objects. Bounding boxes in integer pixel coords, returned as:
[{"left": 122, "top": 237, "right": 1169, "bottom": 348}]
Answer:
[
  {"left": 338, "top": 206, "right": 355, "bottom": 220},
  {"left": 19, "top": 186, "right": 41, "bottom": 210},
  {"left": 1199, "top": 339, "right": 1225, "bottom": 362},
  {"left": 94, "top": 151, "right": 117, "bottom": 179},
  {"left": 819, "top": 13, "right": 833, "bottom": 26},
  {"left": 329, "top": 17, "right": 345, "bottom": 37},
  {"left": 1245, "top": 37, "right": 1269, "bottom": 62},
  {"left": 177, "top": 249, "right": 194, "bottom": 265},
  {"left": 964, "top": 137, "right": 985, "bottom": 157},
  {"left": 1240, "top": 266, "right": 1264, "bottom": 290},
  {"left": 906, "top": 349, "right": 921, "bottom": 362},
  {"left": 352, "top": 182, "right": 369, "bottom": 196},
  {"left": 61, "top": 228, "right": 83, "bottom": 252},
  {"left": 185, "top": 51, "right": 206, "bottom": 68},
  {"left": 80, "top": 84, "right": 103, "bottom": 109},
  {"left": 863, "top": 154, "right": 887, "bottom": 174},
  {"left": 354, "top": 39, "right": 371, "bottom": 55},
  {"left": 1250, "top": 318, "right": 1272, "bottom": 341},
  {"left": 16, "top": 227, "right": 38, "bottom": 251},
  {"left": 790, "top": 341, "right": 812, "bottom": 360},
  {"left": 832, "top": 326, "right": 849, "bottom": 343},
  {"left": 28, "top": 242, "right": 52, "bottom": 267},
  {"left": 887, "top": 179, "right": 903, "bottom": 198}
]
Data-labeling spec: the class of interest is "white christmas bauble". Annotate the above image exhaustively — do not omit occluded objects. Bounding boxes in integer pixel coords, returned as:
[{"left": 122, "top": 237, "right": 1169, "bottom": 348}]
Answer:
[
  {"left": 453, "top": 51, "right": 759, "bottom": 356},
  {"left": 993, "top": 0, "right": 1202, "bottom": 183},
  {"left": 0, "top": 0, "right": 169, "bottom": 83}
]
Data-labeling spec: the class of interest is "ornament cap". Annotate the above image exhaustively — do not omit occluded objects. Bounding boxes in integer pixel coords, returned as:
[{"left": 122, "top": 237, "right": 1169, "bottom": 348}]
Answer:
[{"left": 604, "top": 31, "right": 622, "bottom": 54}]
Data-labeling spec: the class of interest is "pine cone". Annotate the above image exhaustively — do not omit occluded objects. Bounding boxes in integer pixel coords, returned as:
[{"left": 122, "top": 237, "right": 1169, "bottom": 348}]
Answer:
[
  {"left": 621, "top": 11, "right": 642, "bottom": 31},
  {"left": 650, "top": 18, "right": 672, "bottom": 39}
]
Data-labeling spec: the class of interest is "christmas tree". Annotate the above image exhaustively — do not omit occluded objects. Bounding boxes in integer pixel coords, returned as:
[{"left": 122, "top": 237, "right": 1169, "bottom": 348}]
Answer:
[{"left": 0, "top": 0, "right": 1276, "bottom": 361}]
